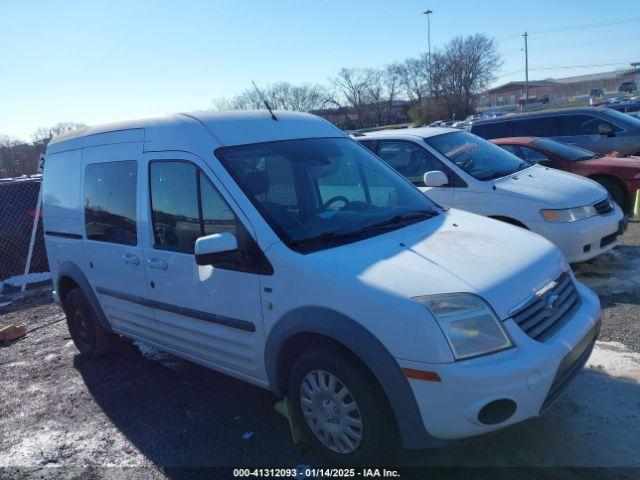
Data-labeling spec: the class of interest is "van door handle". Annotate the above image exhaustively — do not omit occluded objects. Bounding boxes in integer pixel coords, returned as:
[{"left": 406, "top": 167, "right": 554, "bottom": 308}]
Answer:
[
  {"left": 147, "top": 258, "right": 168, "bottom": 270},
  {"left": 122, "top": 253, "right": 140, "bottom": 265}
]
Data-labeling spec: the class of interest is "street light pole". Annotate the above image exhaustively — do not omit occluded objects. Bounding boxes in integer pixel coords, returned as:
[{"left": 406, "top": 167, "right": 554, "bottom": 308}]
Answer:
[
  {"left": 523, "top": 31, "right": 529, "bottom": 109},
  {"left": 423, "top": 10, "right": 433, "bottom": 97}
]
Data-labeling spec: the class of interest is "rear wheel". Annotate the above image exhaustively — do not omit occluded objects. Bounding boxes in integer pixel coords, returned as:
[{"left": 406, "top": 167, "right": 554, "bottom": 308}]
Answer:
[
  {"left": 288, "top": 346, "right": 398, "bottom": 465},
  {"left": 64, "top": 288, "right": 113, "bottom": 357},
  {"left": 596, "top": 178, "right": 627, "bottom": 213}
]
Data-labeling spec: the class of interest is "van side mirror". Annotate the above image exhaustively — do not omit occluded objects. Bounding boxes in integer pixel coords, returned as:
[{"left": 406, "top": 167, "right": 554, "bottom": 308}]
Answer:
[
  {"left": 195, "top": 232, "right": 238, "bottom": 266},
  {"left": 423, "top": 170, "right": 449, "bottom": 187},
  {"left": 598, "top": 124, "right": 613, "bottom": 136}
]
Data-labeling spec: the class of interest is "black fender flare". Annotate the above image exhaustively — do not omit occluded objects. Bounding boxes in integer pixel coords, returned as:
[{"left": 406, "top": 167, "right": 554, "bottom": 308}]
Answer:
[
  {"left": 56, "top": 261, "right": 112, "bottom": 333},
  {"left": 264, "top": 306, "right": 444, "bottom": 449}
]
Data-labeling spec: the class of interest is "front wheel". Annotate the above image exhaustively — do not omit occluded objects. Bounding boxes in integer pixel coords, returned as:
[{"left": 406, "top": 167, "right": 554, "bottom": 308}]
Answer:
[
  {"left": 288, "top": 346, "right": 398, "bottom": 465},
  {"left": 596, "top": 178, "right": 627, "bottom": 213}
]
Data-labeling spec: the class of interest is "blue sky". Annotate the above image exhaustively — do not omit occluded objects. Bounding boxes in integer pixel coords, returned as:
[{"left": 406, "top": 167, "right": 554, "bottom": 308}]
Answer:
[{"left": 1, "top": 0, "right": 638, "bottom": 140}]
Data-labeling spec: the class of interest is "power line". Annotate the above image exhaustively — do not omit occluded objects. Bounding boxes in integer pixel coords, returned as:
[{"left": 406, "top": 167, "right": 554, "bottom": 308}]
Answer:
[
  {"left": 530, "top": 17, "right": 640, "bottom": 34},
  {"left": 495, "top": 16, "right": 640, "bottom": 43}
]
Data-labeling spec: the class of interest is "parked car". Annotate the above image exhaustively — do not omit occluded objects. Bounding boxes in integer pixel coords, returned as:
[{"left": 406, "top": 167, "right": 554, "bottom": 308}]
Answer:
[
  {"left": 619, "top": 81, "right": 637, "bottom": 94},
  {"left": 356, "top": 127, "right": 626, "bottom": 263},
  {"left": 0, "top": 175, "right": 48, "bottom": 281},
  {"left": 492, "top": 137, "right": 640, "bottom": 214},
  {"left": 604, "top": 100, "right": 640, "bottom": 114},
  {"left": 470, "top": 107, "right": 640, "bottom": 156},
  {"left": 589, "top": 89, "right": 604, "bottom": 106},
  {"left": 43, "top": 111, "right": 601, "bottom": 463}
]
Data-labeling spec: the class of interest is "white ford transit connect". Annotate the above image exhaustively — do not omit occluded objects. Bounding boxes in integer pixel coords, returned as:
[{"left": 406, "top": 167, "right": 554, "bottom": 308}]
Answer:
[
  {"left": 43, "top": 111, "right": 600, "bottom": 463},
  {"left": 355, "top": 127, "right": 626, "bottom": 263}
]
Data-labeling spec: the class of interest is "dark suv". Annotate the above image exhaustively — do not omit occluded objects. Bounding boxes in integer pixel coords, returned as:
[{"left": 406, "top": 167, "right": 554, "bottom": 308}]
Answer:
[
  {"left": 0, "top": 176, "right": 48, "bottom": 282},
  {"left": 470, "top": 107, "right": 640, "bottom": 156}
]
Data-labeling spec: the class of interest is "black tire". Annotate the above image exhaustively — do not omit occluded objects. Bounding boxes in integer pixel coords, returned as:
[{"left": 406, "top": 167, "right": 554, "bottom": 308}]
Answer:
[
  {"left": 64, "top": 288, "right": 113, "bottom": 357},
  {"left": 288, "top": 346, "right": 398, "bottom": 465},
  {"left": 596, "top": 178, "right": 627, "bottom": 214}
]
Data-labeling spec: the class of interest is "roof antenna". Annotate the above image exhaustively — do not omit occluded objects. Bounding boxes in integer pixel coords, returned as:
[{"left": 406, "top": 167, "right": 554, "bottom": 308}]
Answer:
[{"left": 251, "top": 81, "right": 278, "bottom": 121}]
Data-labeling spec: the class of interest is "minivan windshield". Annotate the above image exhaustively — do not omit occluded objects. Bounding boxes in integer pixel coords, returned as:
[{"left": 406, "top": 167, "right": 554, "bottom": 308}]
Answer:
[
  {"left": 216, "top": 138, "right": 441, "bottom": 252},
  {"left": 425, "top": 131, "right": 532, "bottom": 181},
  {"left": 532, "top": 138, "right": 597, "bottom": 161}
]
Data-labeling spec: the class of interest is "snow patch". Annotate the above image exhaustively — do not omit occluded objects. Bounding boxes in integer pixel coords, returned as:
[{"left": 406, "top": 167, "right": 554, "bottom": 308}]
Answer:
[
  {"left": 588, "top": 341, "right": 640, "bottom": 381},
  {"left": 134, "top": 341, "right": 182, "bottom": 372}
]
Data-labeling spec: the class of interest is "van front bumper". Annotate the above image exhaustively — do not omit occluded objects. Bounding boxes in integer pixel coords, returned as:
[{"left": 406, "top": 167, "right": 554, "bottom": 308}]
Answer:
[
  {"left": 524, "top": 206, "right": 625, "bottom": 263},
  {"left": 398, "top": 282, "right": 600, "bottom": 441}
]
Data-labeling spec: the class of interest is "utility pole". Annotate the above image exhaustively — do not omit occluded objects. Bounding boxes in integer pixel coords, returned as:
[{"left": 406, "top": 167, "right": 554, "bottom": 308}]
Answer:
[
  {"left": 523, "top": 31, "right": 529, "bottom": 109},
  {"left": 423, "top": 10, "right": 433, "bottom": 97}
]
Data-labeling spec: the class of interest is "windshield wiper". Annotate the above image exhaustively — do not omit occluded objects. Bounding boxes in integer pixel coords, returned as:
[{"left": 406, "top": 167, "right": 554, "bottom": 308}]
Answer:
[
  {"left": 479, "top": 170, "right": 515, "bottom": 181},
  {"left": 516, "top": 162, "right": 533, "bottom": 171},
  {"left": 289, "top": 210, "right": 437, "bottom": 248},
  {"left": 363, "top": 210, "right": 437, "bottom": 231},
  {"left": 289, "top": 230, "right": 364, "bottom": 247}
]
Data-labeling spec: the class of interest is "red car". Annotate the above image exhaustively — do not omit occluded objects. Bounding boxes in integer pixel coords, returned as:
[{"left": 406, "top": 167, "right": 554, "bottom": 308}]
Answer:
[{"left": 491, "top": 137, "right": 640, "bottom": 214}]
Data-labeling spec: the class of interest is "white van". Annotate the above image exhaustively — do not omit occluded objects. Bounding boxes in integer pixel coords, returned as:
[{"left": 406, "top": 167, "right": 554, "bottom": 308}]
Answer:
[
  {"left": 356, "top": 127, "right": 626, "bottom": 263},
  {"left": 43, "top": 112, "right": 600, "bottom": 463}
]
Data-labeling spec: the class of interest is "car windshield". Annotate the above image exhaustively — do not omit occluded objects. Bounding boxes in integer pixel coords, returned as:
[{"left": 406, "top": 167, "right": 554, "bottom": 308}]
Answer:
[
  {"left": 532, "top": 138, "right": 596, "bottom": 161},
  {"left": 216, "top": 137, "right": 440, "bottom": 252},
  {"left": 425, "top": 131, "right": 532, "bottom": 181}
]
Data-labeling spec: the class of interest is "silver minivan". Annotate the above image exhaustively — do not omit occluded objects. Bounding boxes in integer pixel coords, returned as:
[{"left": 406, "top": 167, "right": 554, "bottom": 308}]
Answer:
[{"left": 471, "top": 107, "right": 640, "bottom": 156}]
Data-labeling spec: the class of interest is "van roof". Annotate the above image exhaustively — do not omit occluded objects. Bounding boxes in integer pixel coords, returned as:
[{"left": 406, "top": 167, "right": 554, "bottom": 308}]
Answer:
[
  {"left": 359, "top": 126, "right": 458, "bottom": 139},
  {"left": 472, "top": 106, "right": 611, "bottom": 125},
  {"left": 48, "top": 110, "right": 345, "bottom": 152}
]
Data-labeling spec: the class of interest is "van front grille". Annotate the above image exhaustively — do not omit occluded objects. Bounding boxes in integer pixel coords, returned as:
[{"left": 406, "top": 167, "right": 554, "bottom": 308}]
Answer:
[
  {"left": 510, "top": 272, "right": 580, "bottom": 342},
  {"left": 594, "top": 198, "right": 614, "bottom": 215}
]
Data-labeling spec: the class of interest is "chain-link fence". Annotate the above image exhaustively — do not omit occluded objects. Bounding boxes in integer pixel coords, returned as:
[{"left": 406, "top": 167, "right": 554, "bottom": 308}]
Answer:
[{"left": 0, "top": 175, "right": 50, "bottom": 297}]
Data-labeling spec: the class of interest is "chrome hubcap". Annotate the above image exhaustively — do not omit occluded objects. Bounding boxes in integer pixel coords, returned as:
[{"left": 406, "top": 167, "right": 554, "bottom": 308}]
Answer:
[{"left": 299, "top": 369, "right": 363, "bottom": 454}]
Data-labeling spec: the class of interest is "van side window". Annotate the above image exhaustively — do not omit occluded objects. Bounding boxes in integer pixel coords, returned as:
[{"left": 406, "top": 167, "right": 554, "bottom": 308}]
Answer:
[
  {"left": 512, "top": 117, "right": 557, "bottom": 137},
  {"left": 561, "top": 115, "right": 622, "bottom": 135},
  {"left": 200, "top": 174, "right": 237, "bottom": 236},
  {"left": 84, "top": 160, "right": 137, "bottom": 246},
  {"left": 377, "top": 141, "right": 451, "bottom": 186},
  {"left": 519, "top": 146, "right": 550, "bottom": 164},
  {"left": 149, "top": 161, "right": 236, "bottom": 253},
  {"left": 499, "top": 145, "right": 524, "bottom": 159}
]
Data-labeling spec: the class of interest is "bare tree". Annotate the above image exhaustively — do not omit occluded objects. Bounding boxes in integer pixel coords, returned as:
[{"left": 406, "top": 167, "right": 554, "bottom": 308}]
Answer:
[
  {"left": 431, "top": 34, "right": 502, "bottom": 118},
  {"left": 329, "top": 68, "right": 386, "bottom": 128},
  {"left": 383, "top": 63, "right": 403, "bottom": 123},
  {"left": 32, "top": 122, "right": 87, "bottom": 146},
  {"left": 397, "top": 55, "right": 430, "bottom": 105},
  {"left": 214, "top": 82, "right": 328, "bottom": 113},
  {"left": 268, "top": 82, "right": 328, "bottom": 111}
]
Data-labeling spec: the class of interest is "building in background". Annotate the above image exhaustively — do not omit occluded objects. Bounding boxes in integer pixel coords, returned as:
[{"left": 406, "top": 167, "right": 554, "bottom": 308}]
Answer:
[{"left": 479, "top": 68, "right": 640, "bottom": 111}]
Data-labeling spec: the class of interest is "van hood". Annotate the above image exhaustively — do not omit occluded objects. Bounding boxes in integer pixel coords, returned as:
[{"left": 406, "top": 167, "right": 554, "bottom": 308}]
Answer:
[
  {"left": 308, "top": 209, "right": 568, "bottom": 319},
  {"left": 493, "top": 164, "right": 608, "bottom": 207}
]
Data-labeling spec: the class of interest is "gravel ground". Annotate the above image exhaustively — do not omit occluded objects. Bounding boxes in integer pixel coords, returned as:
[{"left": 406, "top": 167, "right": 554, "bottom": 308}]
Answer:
[{"left": 1, "top": 224, "right": 639, "bottom": 477}]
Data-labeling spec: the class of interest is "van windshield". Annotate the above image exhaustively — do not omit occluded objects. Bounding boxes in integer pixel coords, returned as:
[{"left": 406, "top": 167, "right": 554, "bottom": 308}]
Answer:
[
  {"left": 216, "top": 138, "right": 441, "bottom": 252},
  {"left": 425, "top": 131, "right": 532, "bottom": 181}
]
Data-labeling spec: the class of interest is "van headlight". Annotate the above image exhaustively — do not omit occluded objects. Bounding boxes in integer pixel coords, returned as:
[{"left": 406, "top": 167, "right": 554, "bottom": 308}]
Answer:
[
  {"left": 414, "top": 294, "right": 512, "bottom": 360},
  {"left": 540, "top": 205, "right": 597, "bottom": 223}
]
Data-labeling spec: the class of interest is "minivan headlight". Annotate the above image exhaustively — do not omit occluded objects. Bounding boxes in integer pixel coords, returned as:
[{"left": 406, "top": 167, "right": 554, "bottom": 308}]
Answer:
[
  {"left": 413, "top": 294, "right": 512, "bottom": 360},
  {"left": 540, "top": 205, "right": 597, "bottom": 223}
]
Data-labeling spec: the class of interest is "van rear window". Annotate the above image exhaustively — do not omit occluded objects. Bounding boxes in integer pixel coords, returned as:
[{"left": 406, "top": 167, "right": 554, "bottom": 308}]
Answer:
[{"left": 84, "top": 161, "right": 137, "bottom": 245}]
